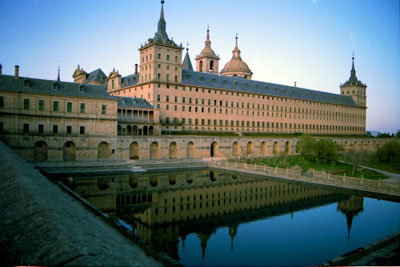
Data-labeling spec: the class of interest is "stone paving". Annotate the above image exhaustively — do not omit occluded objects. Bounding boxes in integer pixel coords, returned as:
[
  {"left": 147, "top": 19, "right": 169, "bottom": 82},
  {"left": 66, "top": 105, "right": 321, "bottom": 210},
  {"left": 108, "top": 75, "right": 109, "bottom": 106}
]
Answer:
[{"left": 0, "top": 142, "right": 163, "bottom": 266}]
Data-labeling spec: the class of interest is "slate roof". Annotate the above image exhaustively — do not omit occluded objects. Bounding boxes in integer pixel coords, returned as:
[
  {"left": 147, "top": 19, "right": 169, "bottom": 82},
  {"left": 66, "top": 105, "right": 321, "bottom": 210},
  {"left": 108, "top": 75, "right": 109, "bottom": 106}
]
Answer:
[
  {"left": 0, "top": 75, "right": 114, "bottom": 100},
  {"left": 115, "top": 96, "right": 155, "bottom": 109},
  {"left": 181, "top": 70, "right": 357, "bottom": 107},
  {"left": 182, "top": 51, "right": 194, "bottom": 71},
  {"left": 86, "top": 68, "right": 107, "bottom": 83},
  {"left": 121, "top": 73, "right": 140, "bottom": 88}
]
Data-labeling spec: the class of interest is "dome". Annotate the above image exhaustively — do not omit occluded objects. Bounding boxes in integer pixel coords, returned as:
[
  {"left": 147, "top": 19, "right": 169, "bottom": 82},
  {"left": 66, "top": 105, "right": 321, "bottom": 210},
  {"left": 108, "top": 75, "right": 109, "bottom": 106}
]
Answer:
[
  {"left": 221, "top": 57, "right": 251, "bottom": 73},
  {"left": 196, "top": 29, "right": 219, "bottom": 60},
  {"left": 220, "top": 37, "right": 252, "bottom": 79}
]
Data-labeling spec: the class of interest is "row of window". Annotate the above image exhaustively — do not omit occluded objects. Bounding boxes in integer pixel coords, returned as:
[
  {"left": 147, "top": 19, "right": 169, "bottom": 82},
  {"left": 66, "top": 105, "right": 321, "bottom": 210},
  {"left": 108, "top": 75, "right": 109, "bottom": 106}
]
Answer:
[
  {"left": 156, "top": 95, "right": 364, "bottom": 118},
  {"left": 20, "top": 123, "right": 86, "bottom": 135},
  {"left": 142, "top": 53, "right": 178, "bottom": 62},
  {"left": 161, "top": 118, "right": 364, "bottom": 131},
  {"left": 0, "top": 97, "right": 107, "bottom": 115}
]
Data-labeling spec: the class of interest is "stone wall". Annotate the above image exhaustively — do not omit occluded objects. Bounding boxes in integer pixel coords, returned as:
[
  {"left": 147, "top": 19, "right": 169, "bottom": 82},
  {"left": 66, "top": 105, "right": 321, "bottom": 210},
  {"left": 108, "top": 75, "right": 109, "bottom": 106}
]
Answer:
[
  {"left": 0, "top": 141, "right": 161, "bottom": 266},
  {"left": 0, "top": 133, "right": 390, "bottom": 162}
]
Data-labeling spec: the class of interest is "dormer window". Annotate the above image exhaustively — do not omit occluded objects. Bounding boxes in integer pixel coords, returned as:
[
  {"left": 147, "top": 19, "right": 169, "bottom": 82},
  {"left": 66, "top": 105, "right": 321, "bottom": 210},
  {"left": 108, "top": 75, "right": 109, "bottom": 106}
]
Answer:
[
  {"left": 199, "top": 76, "right": 204, "bottom": 81},
  {"left": 23, "top": 79, "right": 30, "bottom": 87},
  {"left": 211, "top": 78, "right": 215, "bottom": 83},
  {"left": 52, "top": 82, "right": 59, "bottom": 90},
  {"left": 245, "top": 83, "right": 248, "bottom": 88},
  {"left": 80, "top": 85, "right": 84, "bottom": 92},
  {"left": 255, "top": 85, "right": 258, "bottom": 89},
  {"left": 234, "top": 82, "right": 238, "bottom": 86}
]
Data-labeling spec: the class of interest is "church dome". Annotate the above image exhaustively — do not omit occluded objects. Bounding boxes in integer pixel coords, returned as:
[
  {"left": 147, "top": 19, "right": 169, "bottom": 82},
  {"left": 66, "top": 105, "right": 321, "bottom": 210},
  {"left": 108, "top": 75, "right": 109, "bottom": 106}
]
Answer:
[{"left": 221, "top": 36, "right": 252, "bottom": 79}]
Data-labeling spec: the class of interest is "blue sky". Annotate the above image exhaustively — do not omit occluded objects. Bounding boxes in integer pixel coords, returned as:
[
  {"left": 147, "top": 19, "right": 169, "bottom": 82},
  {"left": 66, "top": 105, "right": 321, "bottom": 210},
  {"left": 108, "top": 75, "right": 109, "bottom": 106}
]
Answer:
[{"left": 0, "top": 0, "right": 399, "bottom": 133}]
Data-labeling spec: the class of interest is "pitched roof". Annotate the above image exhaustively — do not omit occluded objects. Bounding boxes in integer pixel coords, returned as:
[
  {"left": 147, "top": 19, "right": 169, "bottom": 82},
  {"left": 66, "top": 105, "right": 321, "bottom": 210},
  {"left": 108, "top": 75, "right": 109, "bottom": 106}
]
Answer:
[
  {"left": 115, "top": 96, "right": 155, "bottom": 109},
  {"left": 181, "top": 70, "right": 357, "bottom": 107},
  {"left": 86, "top": 68, "right": 107, "bottom": 83},
  {"left": 182, "top": 51, "right": 194, "bottom": 71},
  {"left": 121, "top": 73, "right": 140, "bottom": 88},
  {"left": 0, "top": 75, "right": 114, "bottom": 100}
]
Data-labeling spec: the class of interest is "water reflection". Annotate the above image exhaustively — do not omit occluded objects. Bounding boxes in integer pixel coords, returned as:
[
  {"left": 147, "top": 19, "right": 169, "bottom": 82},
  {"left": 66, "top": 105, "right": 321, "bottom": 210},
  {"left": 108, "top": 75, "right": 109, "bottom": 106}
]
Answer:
[{"left": 61, "top": 169, "right": 396, "bottom": 265}]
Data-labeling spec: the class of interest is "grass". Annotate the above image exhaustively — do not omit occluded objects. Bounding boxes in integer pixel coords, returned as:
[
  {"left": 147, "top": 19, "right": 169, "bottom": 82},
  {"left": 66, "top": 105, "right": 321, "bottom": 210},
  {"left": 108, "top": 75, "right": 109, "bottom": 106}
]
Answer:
[
  {"left": 231, "top": 155, "right": 388, "bottom": 180},
  {"left": 361, "top": 154, "right": 400, "bottom": 175}
]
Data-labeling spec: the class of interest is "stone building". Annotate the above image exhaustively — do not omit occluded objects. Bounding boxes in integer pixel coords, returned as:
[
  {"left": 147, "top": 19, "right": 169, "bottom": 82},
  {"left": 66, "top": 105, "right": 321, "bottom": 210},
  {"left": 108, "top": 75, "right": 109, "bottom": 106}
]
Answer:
[{"left": 104, "top": 1, "right": 366, "bottom": 136}]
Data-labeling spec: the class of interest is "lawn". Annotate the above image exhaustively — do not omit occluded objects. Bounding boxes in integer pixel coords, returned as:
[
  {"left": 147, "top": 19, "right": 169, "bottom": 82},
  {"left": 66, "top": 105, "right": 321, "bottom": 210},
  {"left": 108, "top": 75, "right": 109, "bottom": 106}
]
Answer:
[
  {"left": 362, "top": 154, "right": 400, "bottom": 175},
  {"left": 231, "top": 155, "right": 388, "bottom": 180}
]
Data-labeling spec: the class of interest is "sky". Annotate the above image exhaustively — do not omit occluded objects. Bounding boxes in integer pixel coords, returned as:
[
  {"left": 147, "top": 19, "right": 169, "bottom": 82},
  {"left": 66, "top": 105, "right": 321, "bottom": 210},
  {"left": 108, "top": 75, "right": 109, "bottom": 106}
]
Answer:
[{"left": 0, "top": 0, "right": 399, "bottom": 133}]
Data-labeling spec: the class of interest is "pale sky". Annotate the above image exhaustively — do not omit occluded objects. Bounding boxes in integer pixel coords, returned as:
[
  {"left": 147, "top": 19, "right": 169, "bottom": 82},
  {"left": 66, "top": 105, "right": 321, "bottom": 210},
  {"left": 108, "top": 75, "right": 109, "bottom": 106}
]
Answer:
[{"left": 0, "top": 0, "right": 399, "bottom": 133}]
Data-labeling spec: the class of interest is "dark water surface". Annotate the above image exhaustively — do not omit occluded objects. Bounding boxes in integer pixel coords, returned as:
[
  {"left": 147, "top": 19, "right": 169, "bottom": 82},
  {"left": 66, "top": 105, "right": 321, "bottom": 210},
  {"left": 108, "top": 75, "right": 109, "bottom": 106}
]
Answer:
[{"left": 61, "top": 168, "right": 400, "bottom": 266}]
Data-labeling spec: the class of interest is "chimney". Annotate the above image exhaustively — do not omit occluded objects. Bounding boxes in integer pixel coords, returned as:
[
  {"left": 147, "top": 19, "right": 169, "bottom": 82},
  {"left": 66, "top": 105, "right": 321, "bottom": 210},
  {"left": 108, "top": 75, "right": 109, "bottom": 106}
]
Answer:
[
  {"left": 294, "top": 81, "right": 297, "bottom": 88},
  {"left": 14, "top": 65, "right": 19, "bottom": 79},
  {"left": 0, "top": 64, "right": 2, "bottom": 75},
  {"left": 135, "top": 64, "right": 138, "bottom": 75}
]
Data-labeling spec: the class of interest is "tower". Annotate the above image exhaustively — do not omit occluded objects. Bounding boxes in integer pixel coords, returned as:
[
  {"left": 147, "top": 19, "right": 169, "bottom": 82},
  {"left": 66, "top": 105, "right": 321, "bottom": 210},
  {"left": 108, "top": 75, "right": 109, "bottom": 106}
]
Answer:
[
  {"left": 340, "top": 55, "right": 367, "bottom": 108},
  {"left": 138, "top": 0, "right": 183, "bottom": 86},
  {"left": 220, "top": 35, "right": 252, "bottom": 79},
  {"left": 195, "top": 27, "right": 220, "bottom": 74}
]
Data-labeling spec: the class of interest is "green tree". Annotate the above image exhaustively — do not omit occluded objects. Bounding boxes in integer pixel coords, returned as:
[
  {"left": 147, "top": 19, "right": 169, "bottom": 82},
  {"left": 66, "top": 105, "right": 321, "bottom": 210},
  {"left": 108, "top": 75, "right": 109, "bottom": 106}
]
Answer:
[
  {"left": 341, "top": 150, "right": 365, "bottom": 176},
  {"left": 376, "top": 140, "right": 400, "bottom": 170},
  {"left": 314, "top": 139, "right": 338, "bottom": 164},
  {"left": 296, "top": 135, "right": 316, "bottom": 160}
]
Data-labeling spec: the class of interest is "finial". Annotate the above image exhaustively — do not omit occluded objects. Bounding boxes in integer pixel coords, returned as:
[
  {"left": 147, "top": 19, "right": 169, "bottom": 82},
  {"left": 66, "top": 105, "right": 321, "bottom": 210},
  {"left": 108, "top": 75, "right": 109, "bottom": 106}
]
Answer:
[
  {"left": 78, "top": 64, "right": 80, "bottom": 70},
  {"left": 57, "top": 66, "right": 60, "bottom": 82},
  {"left": 207, "top": 24, "right": 209, "bottom": 32},
  {"left": 161, "top": 0, "right": 165, "bottom": 4},
  {"left": 186, "top": 42, "right": 189, "bottom": 52}
]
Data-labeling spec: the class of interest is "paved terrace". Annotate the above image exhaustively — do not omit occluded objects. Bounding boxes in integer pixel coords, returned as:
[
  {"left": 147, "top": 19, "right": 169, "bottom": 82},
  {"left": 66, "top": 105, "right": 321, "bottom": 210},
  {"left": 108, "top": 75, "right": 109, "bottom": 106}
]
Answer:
[
  {"left": 0, "top": 141, "right": 163, "bottom": 266},
  {"left": 209, "top": 160, "right": 400, "bottom": 200}
]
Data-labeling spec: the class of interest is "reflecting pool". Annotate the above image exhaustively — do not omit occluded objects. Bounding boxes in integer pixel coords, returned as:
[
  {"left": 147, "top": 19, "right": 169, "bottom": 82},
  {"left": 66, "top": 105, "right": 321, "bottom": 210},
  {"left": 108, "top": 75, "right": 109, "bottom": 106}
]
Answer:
[{"left": 60, "top": 168, "right": 400, "bottom": 266}]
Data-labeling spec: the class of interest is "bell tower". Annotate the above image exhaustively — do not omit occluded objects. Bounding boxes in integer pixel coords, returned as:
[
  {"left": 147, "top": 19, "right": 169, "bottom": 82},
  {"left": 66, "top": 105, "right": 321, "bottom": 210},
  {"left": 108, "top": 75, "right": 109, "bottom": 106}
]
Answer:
[
  {"left": 195, "top": 27, "right": 220, "bottom": 74},
  {"left": 340, "top": 54, "right": 367, "bottom": 108},
  {"left": 138, "top": 0, "right": 184, "bottom": 85}
]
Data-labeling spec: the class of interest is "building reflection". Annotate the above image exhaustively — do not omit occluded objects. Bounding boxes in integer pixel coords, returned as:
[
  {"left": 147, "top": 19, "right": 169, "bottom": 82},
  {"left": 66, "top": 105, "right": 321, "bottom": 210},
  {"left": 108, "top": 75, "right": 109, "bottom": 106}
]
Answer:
[{"left": 65, "top": 169, "right": 364, "bottom": 261}]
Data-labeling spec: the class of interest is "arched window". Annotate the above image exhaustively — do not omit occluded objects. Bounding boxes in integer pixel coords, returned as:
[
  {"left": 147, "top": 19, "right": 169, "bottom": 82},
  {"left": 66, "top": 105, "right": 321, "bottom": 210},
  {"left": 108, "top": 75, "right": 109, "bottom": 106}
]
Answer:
[
  {"left": 199, "top": 61, "right": 203, "bottom": 72},
  {"left": 210, "top": 60, "right": 214, "bottom": 71}
]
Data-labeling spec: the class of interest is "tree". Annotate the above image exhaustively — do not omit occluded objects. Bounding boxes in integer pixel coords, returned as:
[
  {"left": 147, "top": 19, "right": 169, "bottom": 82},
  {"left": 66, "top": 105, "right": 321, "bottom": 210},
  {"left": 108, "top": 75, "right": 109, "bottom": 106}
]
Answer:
[
  {"left": 314, "top": 139, "right": 338, "bottom": 164},
  {"left": 296, "top": 135, "right": 316, "bottom": 159},
  {"left": 341, "top": 150, "right": 365, "bottom": 176},
  {"left": 376, "top": 140, "right": 400, "bottom": 170},
  {"left": 396, "top": 130, "right": 400, "bottom": 138}
]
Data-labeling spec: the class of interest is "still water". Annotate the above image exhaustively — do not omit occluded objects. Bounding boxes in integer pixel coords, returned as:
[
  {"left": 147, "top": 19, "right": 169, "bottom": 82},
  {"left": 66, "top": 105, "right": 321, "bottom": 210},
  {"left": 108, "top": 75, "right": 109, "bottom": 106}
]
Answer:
[{"left": 62, "top": 168, "right": 399, "bottom": 266}]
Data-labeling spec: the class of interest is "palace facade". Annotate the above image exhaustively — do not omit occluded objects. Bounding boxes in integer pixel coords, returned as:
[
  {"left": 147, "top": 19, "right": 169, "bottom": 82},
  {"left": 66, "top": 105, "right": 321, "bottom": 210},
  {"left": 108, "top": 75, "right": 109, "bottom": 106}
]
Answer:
[
  {"left": 103, "top": 1, "right": 367, "bottom": 136},
  {"left": 0, "top": 1, "right": 376, "bottom": 162}
]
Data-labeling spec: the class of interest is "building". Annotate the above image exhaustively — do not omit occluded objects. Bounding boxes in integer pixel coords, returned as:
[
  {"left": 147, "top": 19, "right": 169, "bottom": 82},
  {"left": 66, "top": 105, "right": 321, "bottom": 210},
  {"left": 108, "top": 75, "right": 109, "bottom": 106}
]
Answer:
[
  {"left": 104, "top": 1, "right": 366, "bottom": 136},
  {"left": 0, "top": 1, "right": 379, "bottom": 163}
]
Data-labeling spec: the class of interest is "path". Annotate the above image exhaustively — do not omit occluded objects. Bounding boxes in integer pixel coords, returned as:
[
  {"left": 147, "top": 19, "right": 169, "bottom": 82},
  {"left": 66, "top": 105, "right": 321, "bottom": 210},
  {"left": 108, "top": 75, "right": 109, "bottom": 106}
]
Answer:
[{"left": 360, "top": 165, "right": 400, "bottom": 183}]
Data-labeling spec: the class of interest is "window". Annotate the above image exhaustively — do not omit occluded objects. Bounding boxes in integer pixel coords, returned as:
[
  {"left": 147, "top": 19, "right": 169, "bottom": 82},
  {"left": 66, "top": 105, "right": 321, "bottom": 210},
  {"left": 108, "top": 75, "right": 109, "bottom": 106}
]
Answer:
[
  {"left": 166, "top": 104, "right": 169, "bottom": 110},
  {"left": 38, "top": 100, "right": 44, "bottom": 111},
  {"left": 53, "top": 101, "right": 59, "bottom": 112},
  {"left": 0, "top": 122, "right": 3, "bottom": 132},
  {"left": 67, "top": 102, "right": 72, "bottom": 112},
  {"left": 23, "top": 123, "right": 29, "bottom": 133},
  {"left": 182, "top": 97, "right": 185, "bottom": 103},
  {"left": 157, "top": 73, "right": 160, "bottom": 79},
  {"left": 102, "top": 104, "right": 106, "bottom": 115},
  {"left": 0, "top": 96, "right": 4, "bottom": 107},
  {"left": 175, "top": 56, "right": 178, "bottom": 62},
  {"left": 157, "top": 95, "right": 160, "bottom": 101},
  {"left": 112, "top": 80, "right": 114, "bottom": 89},
  {"left": 24, "top": 99, "right": 30, "bottom": 110},
  {"left": 38, "top": 124, "right": 44, "bottom": 133},
  {"left": 80, "top": 126, "right": 85, "bottom": 135},
  {"left": 53, "top": 125, "right": 58, "bottom": 134},
  {"left": 66, "top": 126, "right": 72, "bottom": 134},
  {"left": 166, "top": 95, "right": 169, "bottom": 102},
  {"left": 80, "top": 103, "right": 85, "bottom": 113},
  {"left": 158, "top": 53, "right": 161, "bottom": 59},
  {"left": 167, "top": 55, "right": 170, "bottom": 61},
  {"left": 166, "top": 74, "right": 169, "bottom": 81},
  {"left": 174, "top": 96, "right": 177, "bottom": 102}
]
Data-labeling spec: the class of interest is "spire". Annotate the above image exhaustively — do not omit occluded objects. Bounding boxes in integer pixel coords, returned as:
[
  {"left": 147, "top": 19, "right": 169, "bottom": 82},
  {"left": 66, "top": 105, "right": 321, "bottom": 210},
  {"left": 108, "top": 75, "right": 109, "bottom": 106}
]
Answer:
[
  {"left": 351, "top": 52, "right": 356, "bottom": 78},
  {"left": 57, "top": 67, "right": 60, "bottom": 82},
  {"left": 232, "top": 34, "right": 241, "bottom": 59},
  {"left": 342, "top": 53, "right": 365, "bottom": 87},
  {"left": 155, "top": 0, "right": 169, "bottom": 41},
  {"left": 182, "top": 43, "right": 193, "bottom": 71},
  {"left": 205, "top": 25, "right": 211, "bottom": 48}
]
